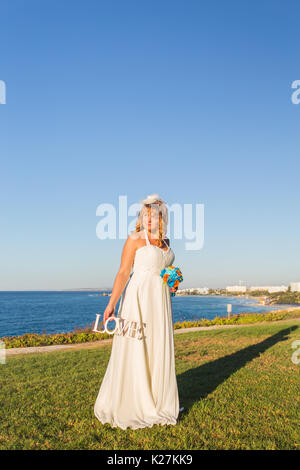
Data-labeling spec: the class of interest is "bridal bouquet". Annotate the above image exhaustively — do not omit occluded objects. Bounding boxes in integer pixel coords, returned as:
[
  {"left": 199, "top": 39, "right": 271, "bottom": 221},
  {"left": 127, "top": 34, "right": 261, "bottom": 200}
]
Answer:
[{"left": 160, "top": 266, "right": 183, "bottom": 296}]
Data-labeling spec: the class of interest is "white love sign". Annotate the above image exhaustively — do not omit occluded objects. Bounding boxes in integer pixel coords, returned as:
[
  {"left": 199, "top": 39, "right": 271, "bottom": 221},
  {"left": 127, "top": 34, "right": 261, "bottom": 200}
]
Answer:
[{"left": 93, "top": 314, "right": 146, "bottom": 340}]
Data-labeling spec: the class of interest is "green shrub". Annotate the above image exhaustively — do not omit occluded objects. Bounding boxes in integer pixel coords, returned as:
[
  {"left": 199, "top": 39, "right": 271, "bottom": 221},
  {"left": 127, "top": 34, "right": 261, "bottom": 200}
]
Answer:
[
  {"left": 1, "top": 325, "right": 112, "bottom": 349},
  {"left": 173, "top": 310, "right": 295, "bottom": 330}
]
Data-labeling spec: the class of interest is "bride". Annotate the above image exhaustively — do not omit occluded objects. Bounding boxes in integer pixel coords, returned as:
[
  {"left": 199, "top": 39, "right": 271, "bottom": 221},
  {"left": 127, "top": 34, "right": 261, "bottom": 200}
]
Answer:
[{"left": 94, "top": 194, "right": 183, "bottom": 430}]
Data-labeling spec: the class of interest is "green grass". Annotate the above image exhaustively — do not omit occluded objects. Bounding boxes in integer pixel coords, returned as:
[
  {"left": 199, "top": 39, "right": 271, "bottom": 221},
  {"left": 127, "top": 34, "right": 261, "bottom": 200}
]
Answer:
[{"left": 0, "top": 321, "right": 299, "bottom": 450}]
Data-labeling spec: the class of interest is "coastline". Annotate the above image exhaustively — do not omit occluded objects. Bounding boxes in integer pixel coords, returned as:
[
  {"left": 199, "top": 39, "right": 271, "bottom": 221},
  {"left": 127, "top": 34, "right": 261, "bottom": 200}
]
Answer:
[
  {"left": 1, "top": 292, "right": 299, "bottom": 341},
  {"left": 176, "top": 292, "right": 300, "bottom": 306},
  {"left": 5, "top": 314, "right": 300, "bottom": 356},
  {"left": 2, "top": 306, "right": 300, "bottom": 352}
]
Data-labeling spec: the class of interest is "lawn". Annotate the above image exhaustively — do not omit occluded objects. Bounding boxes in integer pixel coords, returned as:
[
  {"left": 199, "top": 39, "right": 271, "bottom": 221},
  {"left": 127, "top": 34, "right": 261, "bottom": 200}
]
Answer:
[{"left": 0, "top": 321, "right": 299, "bottom": 450}]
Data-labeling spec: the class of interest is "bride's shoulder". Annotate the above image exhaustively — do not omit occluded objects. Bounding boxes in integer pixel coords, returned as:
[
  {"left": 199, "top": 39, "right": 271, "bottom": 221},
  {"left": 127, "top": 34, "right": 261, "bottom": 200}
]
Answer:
[
  {"left": 128, "top": 230, "right": 144, "bottom": 241},
  {"left": 125, "top": 230, "right": 145, "bottom": 253}
]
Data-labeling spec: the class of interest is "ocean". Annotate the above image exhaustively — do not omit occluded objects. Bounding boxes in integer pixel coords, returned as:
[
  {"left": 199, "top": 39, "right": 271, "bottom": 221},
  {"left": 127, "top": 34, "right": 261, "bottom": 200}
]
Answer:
[{"left": 0, "top": 291, "right": 288, "bottom": 338}]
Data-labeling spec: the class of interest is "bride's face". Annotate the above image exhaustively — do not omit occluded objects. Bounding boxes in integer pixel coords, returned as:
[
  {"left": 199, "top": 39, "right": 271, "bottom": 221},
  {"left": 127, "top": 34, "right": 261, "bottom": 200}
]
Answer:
[{"left": 142, "top": 207, "right": 160, "bottom": 234}]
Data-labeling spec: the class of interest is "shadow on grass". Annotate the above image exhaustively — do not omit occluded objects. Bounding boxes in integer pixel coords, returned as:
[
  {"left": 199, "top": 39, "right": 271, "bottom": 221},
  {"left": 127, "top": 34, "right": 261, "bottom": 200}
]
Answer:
[{"left": 176, "top": 325, "right": 298, "bottom": 415}]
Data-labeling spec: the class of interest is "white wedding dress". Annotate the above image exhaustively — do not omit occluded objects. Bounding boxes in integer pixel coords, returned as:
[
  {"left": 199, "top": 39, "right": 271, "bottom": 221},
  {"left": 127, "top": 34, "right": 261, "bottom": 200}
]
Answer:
[{"left": 94, "top": 229, "right": 180, "bottom": 430}]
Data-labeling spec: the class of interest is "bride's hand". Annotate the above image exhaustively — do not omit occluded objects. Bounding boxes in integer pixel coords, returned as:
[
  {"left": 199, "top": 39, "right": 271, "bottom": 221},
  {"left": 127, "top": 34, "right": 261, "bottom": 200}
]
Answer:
[
  {"left": 170, "top": 286, "right": 178, "bottom": 294},
  {"left": 103, "top": 304, "right": 116, "bottom": 324}
]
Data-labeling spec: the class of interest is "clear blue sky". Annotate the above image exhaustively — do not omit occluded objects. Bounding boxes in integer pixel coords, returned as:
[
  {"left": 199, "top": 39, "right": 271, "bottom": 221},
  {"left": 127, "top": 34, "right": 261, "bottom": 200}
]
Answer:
[{"left": 1, "top": 0, "right": 299, "bottom": 290}]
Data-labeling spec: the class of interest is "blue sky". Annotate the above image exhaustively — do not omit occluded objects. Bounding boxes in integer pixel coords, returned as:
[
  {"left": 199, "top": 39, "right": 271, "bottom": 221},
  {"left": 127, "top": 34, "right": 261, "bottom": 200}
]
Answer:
[{"left": 0, "top": 0, "right": 299, "bottom": 290}]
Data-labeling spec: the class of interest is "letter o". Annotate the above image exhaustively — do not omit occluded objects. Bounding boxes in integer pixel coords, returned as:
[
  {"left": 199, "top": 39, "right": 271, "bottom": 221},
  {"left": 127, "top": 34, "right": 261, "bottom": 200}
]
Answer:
[{"left": 104, "top": 316, "right": 117, "bottom": 334}]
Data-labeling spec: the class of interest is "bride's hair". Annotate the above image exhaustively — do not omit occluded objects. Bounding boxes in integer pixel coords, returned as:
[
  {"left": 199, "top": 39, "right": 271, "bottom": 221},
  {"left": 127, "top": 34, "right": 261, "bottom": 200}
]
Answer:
[{"left": 135, "top": 194, "right": 168, "bottom": 247}]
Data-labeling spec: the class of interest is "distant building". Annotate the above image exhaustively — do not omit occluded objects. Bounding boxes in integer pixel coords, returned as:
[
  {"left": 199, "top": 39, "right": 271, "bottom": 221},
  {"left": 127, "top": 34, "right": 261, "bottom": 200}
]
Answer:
[
  {"left": 196, "top": 287, "right": 209, "bottom": 294},
  {"left": 268, "top": 285, "right": 288, "bottom": 293},
  {"left": 226, "top": 285, "right": 247, "bottom": 293},
  {"left": 250, "top": 285, "right": 288, "bottom": 293},
  {"left": 176, "top": 288, "right": 193, "bottom": 295},
  {"left": 177, "top": 287, "right": 209, "bottom": 295},
  {"left": 290, "top": 282, "right": 300, "bottom": 292},
  {"left": 249, "top": 286, "right": 269, "bottom": 292}
]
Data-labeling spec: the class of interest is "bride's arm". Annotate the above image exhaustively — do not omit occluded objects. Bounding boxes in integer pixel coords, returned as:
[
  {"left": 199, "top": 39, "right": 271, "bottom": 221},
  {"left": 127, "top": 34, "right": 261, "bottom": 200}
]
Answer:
[{"left": 103, "top": 234, "right": 137, "bottom": 321}]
